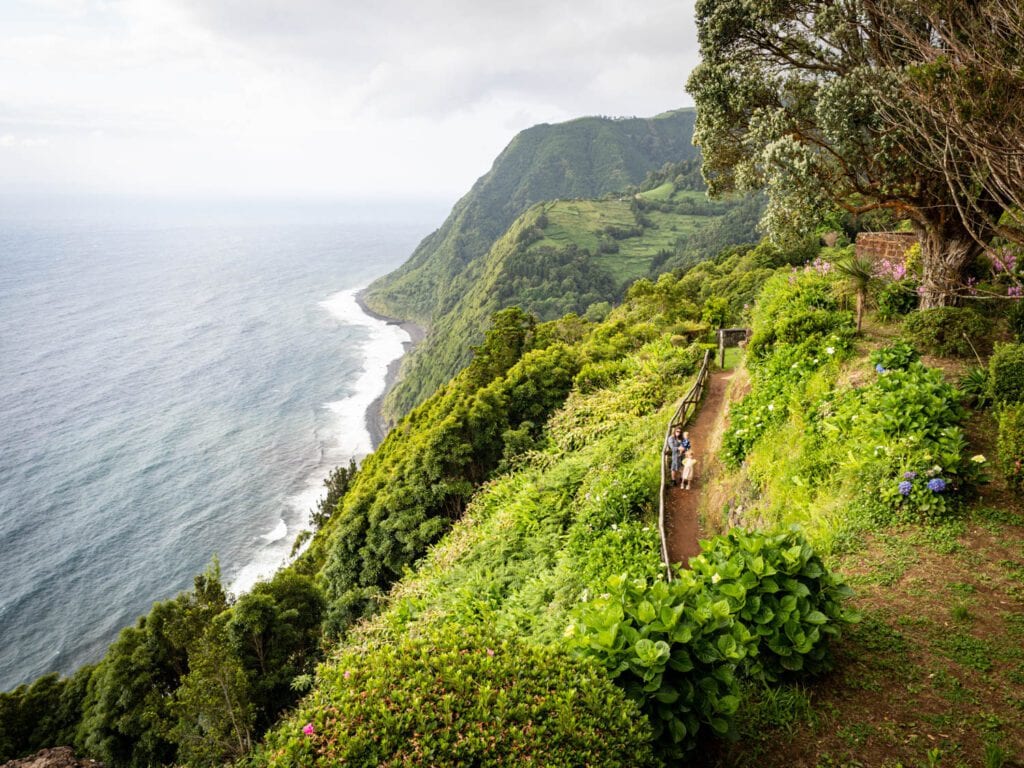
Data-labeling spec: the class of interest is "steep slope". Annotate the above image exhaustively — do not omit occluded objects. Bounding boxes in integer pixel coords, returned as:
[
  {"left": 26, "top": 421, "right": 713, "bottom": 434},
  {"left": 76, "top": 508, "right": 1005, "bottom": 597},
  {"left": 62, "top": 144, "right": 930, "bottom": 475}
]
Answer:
[
  {"left": 361, "top": 109, "right": 699, "bottom": 326},
  {"left": 377, "top": 185, "right": 758, "bottom": 426}
]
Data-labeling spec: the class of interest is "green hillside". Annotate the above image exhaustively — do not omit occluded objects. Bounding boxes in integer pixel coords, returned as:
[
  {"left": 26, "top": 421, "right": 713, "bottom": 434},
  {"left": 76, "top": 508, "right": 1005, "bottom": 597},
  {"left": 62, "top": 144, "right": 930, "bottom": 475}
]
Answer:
[
  {"left": 361, "top": 109, "right": 701, "bottom": 328},
  {"left": 376, "top": 180, "right": 759, "bottom": 426}
]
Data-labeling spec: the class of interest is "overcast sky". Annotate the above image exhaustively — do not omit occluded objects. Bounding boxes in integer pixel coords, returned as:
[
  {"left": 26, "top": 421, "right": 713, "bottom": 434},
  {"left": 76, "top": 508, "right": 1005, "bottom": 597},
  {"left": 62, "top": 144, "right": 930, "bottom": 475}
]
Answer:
[{"left": 0, "top": 0, "right": 700, "bottom": 201}]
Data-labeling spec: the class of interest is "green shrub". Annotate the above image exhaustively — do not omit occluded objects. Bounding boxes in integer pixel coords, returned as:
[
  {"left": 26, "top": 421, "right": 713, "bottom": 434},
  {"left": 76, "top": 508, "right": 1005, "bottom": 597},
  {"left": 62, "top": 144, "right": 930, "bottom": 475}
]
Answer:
[
  {"left": 998, "top": 404, "right": 1024, "bottom": 490},
  {"left": 959, "top": 367, "right": 991, "bottom": 409},
  {"left": 989, "top": 343, "right": 1024, "bottom": 405},
  {"left": 259, "top": 627, "right": 655, "bottom": 767},
  {"left": 876, "top": 279, "right": 919, "bottom": 320},
  {"left": 689, "top": 528, "right": 858, "bottom": 682},
  {"left": 869, "top": 340, "right": 919, "bottom": 372},
  {"left": 1007, "top": 300, "right": 1024, "bottom": 341},
  {"left": 902, "top": 307, "right": 989, "bottom": 357},
  {"left": 569, "top": 572, "right": 750, "bottom": 756}
]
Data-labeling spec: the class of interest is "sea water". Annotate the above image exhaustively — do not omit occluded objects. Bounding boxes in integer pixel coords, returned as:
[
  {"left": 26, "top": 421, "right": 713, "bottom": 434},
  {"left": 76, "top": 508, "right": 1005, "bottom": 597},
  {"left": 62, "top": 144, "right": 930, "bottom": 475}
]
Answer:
[{"left": 0, "top": 197, "right": 441, "bottom": 691}]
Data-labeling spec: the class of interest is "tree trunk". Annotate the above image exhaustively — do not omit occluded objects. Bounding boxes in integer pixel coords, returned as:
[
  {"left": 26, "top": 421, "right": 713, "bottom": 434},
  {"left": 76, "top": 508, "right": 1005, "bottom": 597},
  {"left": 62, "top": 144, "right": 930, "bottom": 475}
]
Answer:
[{"left": 915, "top": 223, "right": 985, "bottom": 309}]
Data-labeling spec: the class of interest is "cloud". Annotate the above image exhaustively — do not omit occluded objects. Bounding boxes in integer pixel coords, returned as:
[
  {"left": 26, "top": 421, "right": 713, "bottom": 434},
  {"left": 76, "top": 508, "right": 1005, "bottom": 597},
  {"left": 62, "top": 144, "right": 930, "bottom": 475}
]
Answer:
[
  {"left": 172, "top": 0, "right": 699, "bottom": 118},
  {"left": 0, "top": 0, "right": 700, "bottom": 197}
]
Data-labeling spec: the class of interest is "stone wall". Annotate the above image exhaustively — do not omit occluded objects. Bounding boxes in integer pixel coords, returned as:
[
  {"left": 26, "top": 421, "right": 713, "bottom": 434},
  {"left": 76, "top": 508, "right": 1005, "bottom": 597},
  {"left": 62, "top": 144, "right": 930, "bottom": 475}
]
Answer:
[{"left": 854, "top": 232, "right": 917, "bottom": 263}]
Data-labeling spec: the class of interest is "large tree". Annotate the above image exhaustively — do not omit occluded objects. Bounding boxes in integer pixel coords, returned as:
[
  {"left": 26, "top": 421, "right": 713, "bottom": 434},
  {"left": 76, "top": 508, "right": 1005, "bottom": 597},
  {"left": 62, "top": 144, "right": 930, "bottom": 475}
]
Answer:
[{"left": 687, "top": 0, "right": 1024, "bottom": 307}]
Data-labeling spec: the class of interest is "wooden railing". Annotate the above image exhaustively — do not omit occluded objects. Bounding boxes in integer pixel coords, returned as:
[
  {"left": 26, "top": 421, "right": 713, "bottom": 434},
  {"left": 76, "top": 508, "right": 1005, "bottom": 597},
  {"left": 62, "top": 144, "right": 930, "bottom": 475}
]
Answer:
[{"left": 658, "top": 349, "right": 712, "bottom": 581}]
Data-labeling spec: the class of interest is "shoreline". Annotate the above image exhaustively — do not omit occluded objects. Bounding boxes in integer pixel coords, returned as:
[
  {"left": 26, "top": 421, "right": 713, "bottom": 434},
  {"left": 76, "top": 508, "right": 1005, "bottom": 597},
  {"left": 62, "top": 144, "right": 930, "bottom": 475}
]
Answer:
[{"left": 355, "top": 289, "right": 426, "bottom": 449}]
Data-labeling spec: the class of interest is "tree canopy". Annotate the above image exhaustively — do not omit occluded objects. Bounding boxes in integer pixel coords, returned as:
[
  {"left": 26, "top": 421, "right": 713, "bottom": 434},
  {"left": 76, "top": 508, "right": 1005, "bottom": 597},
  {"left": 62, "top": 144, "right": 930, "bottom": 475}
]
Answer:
[{"left": 687, "top": 0, "right": 1024, "bottom": 307}]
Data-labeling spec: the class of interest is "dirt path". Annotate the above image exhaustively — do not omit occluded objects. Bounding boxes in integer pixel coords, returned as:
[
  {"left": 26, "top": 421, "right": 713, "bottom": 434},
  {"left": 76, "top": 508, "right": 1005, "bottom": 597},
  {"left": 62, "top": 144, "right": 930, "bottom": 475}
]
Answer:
[{"left": 665, "top": 368, "right": 734, "bottom": 566}]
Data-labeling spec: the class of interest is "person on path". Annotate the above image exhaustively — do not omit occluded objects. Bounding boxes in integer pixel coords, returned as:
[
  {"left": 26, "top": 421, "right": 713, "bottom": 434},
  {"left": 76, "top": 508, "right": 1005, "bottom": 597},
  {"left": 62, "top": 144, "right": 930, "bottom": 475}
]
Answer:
[
  {"left": 667, "top": 426, "right": 686, "bottom": 487},
  {"left": 682, "top": 431, "right": 691, "bottom": 453},
  {"left": 681, "top": 450, "right": 697, "bottom": 490}
]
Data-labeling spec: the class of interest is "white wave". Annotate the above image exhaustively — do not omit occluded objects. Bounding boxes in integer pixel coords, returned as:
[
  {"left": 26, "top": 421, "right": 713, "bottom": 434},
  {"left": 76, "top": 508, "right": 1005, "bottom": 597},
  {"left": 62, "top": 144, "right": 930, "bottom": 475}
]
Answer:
[
  {"left": 228, "top": 286, "right": 409, "bottom": 597},
  {"left": 260, "top": 518, "right": 287, "bottom": 542}
]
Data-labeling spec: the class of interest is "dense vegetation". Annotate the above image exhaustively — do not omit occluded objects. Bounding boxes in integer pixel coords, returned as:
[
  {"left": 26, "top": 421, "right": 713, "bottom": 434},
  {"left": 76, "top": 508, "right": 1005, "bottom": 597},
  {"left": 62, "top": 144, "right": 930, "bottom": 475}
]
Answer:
[
  {"left": 363, "top": 110, "right": 700, "bottom": 328},
  {"left": 376, "top": 160, "right": 761, "bottom": 422},
  {"left": 688, "top": 0, "right": 1024, "bottom": 308}
]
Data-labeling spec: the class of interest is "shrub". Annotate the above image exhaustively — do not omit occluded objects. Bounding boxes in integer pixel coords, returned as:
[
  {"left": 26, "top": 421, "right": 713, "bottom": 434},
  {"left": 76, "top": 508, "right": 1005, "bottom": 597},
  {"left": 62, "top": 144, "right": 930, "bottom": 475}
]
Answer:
[
  {"left": 869, "top": 340, "right": 919, "bottom": 372},
  {"left": 902, "top": 307, "right": 989, "bottom": 357},
  {"left": 259, "top": 627, "right": 656, "bottom": 767},
  {"left": 689, "top": 528, "right": 858, "bottom": 682},
  {"left": 998, "top": 404, "right": 1024, "bottom": 490},
  {"left": 959, "top": 367, "right": 991, "bottom": 409},
  {"left": 569, "top": 572, "right": 750, "bottom": 756},
  {"left": 989, "top": 343, "right": 1024, "bottom": 405},
  {"left": 876, "top": 279, "right": 919, "bottom": 320}
]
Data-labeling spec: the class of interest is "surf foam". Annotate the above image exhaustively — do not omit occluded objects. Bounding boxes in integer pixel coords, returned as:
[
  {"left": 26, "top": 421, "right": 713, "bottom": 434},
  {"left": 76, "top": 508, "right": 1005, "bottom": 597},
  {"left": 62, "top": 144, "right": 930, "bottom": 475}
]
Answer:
[{"left": 228, "top": 287, "right": 409, "bottom": 596}]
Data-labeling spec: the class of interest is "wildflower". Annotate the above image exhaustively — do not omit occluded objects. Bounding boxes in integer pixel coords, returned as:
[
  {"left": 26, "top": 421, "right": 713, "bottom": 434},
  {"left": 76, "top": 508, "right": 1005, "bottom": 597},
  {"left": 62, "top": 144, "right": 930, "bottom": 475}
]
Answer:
[
  {"left": 767, "top": 403, "right": 774, "bottom": 412},
  {"left": 343, "top": 670, "right": 351, "bottom": 680},
  {"left": 971, "top": 454, "right": 987, "bottom": 464},
  {"left": 486, "top": 648, "right": 495, "bottom": 657},
  {"left": 875, "top": 363, "right": 886, "bottom": 374},
  {"left": 903, "top": 471, "right": 917, "bottom": 480},
  {"left": 826, "top": 346, "right": 835, "bottom": 355},
  {"left": 927, "top": 478, "right": 947, "bottom": 492},
  {"left": 303, "top": 723, "right": 315, "bottom": 736},
  {"left": 1009, "top": 285, "right": 1023, "bottom": 298},
  {"left": 711, "top": 573, "right": 722, "bottom": 584},
  {"left": 898, "top": 481, "right": 912, "bottom": 496},
  {"left": 610, "top": 523, "right": 618, "bottom": 531}
]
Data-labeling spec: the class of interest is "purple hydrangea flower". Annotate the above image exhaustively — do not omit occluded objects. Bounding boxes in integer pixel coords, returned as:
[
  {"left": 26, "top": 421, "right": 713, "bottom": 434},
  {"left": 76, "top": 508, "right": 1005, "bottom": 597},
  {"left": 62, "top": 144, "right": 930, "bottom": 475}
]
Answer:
[
  {"left": 898, "top": 481, "right": 912, "bottom": 496},
  {"left": 927, "top": 478, "right": 947, "bottom": 492},
  {"left": 903, "top": 471, "right": 917, "bottom": 480},
  {"left": 875, "top": 363, "right": 886, "bottom": 374}
]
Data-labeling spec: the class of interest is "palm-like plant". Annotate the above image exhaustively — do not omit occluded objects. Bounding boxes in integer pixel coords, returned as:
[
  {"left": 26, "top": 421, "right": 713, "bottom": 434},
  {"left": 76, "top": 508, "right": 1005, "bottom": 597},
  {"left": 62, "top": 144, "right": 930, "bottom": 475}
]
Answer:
[{"left": 834, "top": 254, "right": 876, "bottom": 334}]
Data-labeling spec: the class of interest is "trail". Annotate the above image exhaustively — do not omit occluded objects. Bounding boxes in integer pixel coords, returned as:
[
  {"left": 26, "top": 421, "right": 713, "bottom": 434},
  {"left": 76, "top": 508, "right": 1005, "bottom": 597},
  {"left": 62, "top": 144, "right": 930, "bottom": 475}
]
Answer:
[{"left": 665, "top": 368, "right": 734, "bottom": 566}]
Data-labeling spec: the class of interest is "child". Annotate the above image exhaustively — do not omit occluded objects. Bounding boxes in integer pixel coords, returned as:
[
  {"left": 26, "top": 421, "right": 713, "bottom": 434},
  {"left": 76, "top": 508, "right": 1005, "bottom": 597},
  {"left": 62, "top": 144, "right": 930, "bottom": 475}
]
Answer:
[{"left": 681, "top": 450, "right": 697, "bottom": 490}]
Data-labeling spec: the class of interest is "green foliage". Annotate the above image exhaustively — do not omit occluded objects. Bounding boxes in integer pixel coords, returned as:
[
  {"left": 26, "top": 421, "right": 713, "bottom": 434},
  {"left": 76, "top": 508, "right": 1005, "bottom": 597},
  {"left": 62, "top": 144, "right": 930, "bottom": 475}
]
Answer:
[
  {"left": 170, "top": 620, "right": 254, "bottom": 767},
  {"left": 902, "top": 307, "right": 990, "bottom": 357},
  {"left": 365, "top": 110, "right": 700, "bottom": 325},
  {"left": 76, "top": 564, "right": 229, "bottom": 767},
  {"left": 686, "top": 0, "right": 1004, "bottom": 307},
  {"left": 227, "top": 572, "right": 325, "bottom": 730},
  {"left": 876, "top": 279, "right": 920, "bottom": 320},
  {"left": 988, "top": 342, "right": 1024, "bottom": 404},
  {"left": 869, "top": 340, "right": 920, "bottom": 372},
  {"left": 258, "top": 627, "right": 656, "bottom": 768},
  {"left": 309, "top": 458, "right": 357, "bottom": 530},
  {"left": 690, "top": 528, "right": 858, "bottom": 683},
  {"left": 0, "top": 667, "right": 92, "bottom": 762},
  {"left": 959, "top": 367, "right": 991, "bottom": 409},
  {"left": 570, "top": 529, "right": 855, "bottom": 756},
  {"left": 997, "top": 404, "right": 1024, "bottom": 490},
  {"left": 319, "top": 311, "right": 584, "bottom": 637},
  {"left": 569, "top": 571, "right": 750, "bottom": 755}
]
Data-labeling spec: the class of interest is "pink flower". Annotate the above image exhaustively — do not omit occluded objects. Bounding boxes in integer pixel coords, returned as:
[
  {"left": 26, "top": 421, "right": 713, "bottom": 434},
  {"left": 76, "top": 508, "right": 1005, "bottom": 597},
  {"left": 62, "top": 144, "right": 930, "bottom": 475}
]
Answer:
[
  {"left": 486, "top": 648, "right": 495, "bottom": 657},
  {"left": 344, "top": 670, "right": 351, "bottom": 679},
  {"left": 1009, "top": 285, "right": 1023, "bottom": 298},
  {"left": 303, "top": 722, "right": 315, "bottom": 736}
]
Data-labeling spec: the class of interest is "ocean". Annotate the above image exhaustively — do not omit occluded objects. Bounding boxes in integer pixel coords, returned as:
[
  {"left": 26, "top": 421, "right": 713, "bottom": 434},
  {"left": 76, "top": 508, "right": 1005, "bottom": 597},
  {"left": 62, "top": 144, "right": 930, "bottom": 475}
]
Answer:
[{"left": 0, "top": 197, "right": 442, "bottom": 691}]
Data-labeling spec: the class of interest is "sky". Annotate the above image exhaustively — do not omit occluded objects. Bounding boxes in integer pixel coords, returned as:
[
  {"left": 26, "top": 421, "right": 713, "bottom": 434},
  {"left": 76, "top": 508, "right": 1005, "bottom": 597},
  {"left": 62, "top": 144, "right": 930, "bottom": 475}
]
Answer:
[{"left": 0, "top": 0, "right": 700, "bottom": 201}]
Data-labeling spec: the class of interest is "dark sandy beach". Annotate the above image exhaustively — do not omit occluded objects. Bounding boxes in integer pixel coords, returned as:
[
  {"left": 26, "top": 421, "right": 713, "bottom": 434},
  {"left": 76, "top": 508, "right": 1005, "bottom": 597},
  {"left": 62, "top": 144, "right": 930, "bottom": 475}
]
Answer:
[{"left": 355, "top": 289, "right": 425, "bottom": 448}]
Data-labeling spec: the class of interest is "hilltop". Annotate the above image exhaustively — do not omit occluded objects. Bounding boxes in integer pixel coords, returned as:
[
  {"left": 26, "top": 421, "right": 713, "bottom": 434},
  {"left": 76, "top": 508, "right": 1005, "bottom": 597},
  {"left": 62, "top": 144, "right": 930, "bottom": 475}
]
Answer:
[{"left": 370, "top": 154, "right": 762, "bottom": 425}]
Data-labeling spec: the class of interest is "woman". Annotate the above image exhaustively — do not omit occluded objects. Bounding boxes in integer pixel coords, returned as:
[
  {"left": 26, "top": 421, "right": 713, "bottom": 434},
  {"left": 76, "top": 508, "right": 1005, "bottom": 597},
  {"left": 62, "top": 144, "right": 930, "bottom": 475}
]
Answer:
[{"left": 667, "top": 426, "right": 686, "bottom": 487}]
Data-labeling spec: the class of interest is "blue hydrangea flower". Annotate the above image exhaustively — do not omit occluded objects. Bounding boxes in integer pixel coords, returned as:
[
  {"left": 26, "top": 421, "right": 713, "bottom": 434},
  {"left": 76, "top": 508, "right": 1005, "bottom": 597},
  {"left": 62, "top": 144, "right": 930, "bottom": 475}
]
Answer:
[
  {"left": 875, "top": 363, "right": 886, "bottom": 374},
  {"left": 927, "top": 478, "right": 947, "bottom": 492},
  {"left": 898, "top": 481, "right": 912, "bottom": 496},
  {"left": 903, "top": 471, "right": 917, "bottom": 480}
]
